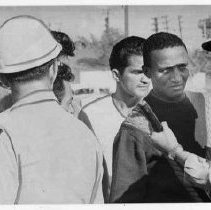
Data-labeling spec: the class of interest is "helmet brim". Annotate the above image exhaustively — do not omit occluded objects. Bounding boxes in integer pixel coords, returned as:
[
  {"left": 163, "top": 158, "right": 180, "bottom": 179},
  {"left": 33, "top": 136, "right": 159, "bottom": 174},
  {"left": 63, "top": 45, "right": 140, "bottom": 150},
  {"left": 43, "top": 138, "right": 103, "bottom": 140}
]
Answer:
[{"left": 0, "top": 43, "right": 62, "bottom": 74}]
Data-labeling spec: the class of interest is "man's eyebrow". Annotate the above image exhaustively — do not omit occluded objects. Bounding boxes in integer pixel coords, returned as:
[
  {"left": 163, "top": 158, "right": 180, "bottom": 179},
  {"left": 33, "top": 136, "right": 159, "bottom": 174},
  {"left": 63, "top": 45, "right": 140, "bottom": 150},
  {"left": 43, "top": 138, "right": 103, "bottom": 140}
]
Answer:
[
  {"left": 159, "top": 63, "right": 188, "bottom": 70},
  {"left": 131, "top": 69, "right": 144, "bottom": 72},
  {"left": 177, "top": 63, "right": 188, "bottom": 67}
]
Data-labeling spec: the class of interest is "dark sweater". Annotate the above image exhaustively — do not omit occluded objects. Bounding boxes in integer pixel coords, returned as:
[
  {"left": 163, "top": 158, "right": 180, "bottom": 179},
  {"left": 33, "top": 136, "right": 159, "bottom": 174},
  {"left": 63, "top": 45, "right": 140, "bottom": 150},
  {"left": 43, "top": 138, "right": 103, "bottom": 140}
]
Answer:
[
  {"left": 110, "top": 91, "right": 210, "bottom": 203},
  {"left": 145, "top": 91, "right": 204, "bottom": 157}
]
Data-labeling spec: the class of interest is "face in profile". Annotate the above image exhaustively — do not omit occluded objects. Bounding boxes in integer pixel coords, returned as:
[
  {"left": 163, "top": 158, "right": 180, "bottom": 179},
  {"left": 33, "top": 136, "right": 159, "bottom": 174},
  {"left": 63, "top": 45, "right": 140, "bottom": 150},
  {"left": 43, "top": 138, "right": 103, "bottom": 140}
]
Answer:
[
  {"left": 118, "top": 55, "right": 151, "bottom": 100},
  {"left": 60, "top": 79, "right": 73, "bottom": 110},
  {"left": 148, "top": 46, "right": 189, "bottom": 102},
  {"left": 58, "top": 55, "right": 75, "bottom": 73}
]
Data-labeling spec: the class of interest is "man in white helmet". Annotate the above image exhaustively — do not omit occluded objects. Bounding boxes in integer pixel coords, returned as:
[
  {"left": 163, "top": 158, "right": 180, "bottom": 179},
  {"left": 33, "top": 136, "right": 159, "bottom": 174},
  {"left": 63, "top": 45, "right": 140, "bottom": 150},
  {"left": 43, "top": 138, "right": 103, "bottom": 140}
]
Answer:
[{"left": 0, "top": 15, "right": 104, "bottom": 204}]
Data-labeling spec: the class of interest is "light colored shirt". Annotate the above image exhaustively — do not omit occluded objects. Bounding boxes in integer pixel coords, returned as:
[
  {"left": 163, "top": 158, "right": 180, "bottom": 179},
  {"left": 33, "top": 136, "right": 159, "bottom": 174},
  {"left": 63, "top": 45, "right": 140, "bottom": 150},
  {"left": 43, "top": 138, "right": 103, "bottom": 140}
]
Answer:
[
  {"left": 79, "top": 94, "right": 125, "bottom": 178},
  {"left": 0, "top": 90, "right": 104, "bottom": 204}
]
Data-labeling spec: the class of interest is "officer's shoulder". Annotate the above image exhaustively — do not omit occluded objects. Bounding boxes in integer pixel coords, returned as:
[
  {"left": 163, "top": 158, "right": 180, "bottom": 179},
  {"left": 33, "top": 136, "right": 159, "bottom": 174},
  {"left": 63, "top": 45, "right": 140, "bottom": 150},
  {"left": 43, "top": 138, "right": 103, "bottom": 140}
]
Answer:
[
  {"left": 69, "top": 116, "right": 101, "bottom": 148},
  {"left": 0, "top": 110, "right": 11, "bottom": 138},
  {"left": 0, "top": 109, "right": 10, "bottom": 124},
  {"left": 66, "top": 114, "right": 94, "bottom": 135}
]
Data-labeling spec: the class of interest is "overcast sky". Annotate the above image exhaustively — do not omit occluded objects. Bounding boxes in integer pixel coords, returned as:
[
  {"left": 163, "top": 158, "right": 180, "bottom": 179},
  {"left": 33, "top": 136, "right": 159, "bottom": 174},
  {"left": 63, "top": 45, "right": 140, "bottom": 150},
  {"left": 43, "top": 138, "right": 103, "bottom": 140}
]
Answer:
[{"left": 0, "top": 5, "right": 211, "bottom": 51}]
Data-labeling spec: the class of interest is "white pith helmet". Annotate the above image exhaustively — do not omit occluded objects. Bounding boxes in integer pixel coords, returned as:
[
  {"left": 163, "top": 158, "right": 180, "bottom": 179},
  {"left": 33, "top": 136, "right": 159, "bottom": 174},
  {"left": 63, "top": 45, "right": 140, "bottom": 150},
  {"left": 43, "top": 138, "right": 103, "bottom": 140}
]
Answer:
[{"left": 0, "top": 15, "right": 62, "bottom": 73}]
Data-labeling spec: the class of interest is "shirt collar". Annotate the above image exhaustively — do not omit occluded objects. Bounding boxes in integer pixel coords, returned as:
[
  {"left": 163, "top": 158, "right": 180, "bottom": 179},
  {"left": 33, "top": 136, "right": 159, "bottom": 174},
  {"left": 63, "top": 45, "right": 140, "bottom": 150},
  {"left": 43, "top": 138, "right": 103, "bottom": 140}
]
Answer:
[{"left": 10, "top": 89, "right": 58, "bottom": 112}]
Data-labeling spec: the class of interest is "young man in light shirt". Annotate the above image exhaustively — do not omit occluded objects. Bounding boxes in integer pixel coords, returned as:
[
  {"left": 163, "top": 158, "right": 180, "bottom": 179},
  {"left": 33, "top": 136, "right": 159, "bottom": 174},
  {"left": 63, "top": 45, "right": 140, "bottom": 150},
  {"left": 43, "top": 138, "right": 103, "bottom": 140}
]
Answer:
[{"left": 79, "top": 36, "right": 150, "bottom": 200}]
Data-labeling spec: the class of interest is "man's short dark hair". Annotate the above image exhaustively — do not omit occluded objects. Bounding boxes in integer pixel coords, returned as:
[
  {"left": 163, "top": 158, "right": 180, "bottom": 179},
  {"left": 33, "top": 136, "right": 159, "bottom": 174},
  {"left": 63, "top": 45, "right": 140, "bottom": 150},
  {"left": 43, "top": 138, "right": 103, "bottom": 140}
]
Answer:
[
  {"left": 0, "top": 59, "right": 54, "bottom": 86},
  {"left": 51, "top": 31, "right": 75, "bottom": 57},
  {"left": 109, "top": 36, "right": 145, "bottom": 74},
  {"left": 143, "top": 32, "right": 187, "bottom": 67}
]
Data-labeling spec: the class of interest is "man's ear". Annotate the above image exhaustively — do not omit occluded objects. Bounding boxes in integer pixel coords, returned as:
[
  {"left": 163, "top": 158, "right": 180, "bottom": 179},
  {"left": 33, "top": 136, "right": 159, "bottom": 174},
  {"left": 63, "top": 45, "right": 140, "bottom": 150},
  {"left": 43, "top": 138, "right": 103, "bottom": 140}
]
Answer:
[
  {"left": 143, "top": 65, "right": 151, "bottom": 78},
  {"left": 111, "top": 69, "right": 121, "bottom": 82}
]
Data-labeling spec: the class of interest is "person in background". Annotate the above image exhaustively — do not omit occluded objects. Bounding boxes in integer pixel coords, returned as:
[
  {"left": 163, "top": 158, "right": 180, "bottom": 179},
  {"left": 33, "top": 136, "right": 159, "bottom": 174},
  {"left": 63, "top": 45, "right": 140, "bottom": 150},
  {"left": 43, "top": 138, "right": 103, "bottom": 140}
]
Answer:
[
  {"left": 110, "top": 32, "right": 210, "bottom": 202},
  {"left": 0, "top": 15, "right": 104, "bottom": 204},
  {"left": 78, "top": 36, "right": 150, "bottom": 200},
  {"left": 53, "top": 63, "right": 81, "bottom": 116},
  {"left": 51, "top": 30, "right": 82, "bottom": 117}
]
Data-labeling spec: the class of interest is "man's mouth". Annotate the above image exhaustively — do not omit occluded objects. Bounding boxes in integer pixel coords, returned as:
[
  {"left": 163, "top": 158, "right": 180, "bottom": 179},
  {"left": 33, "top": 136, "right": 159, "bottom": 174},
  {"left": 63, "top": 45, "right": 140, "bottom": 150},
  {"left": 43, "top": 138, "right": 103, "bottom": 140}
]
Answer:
[
  {"left": 137, "top": 83, "right": 149, "bottom": 88},
  {"left": 170, "top": 84, "right": 184, "bottom": 90}
]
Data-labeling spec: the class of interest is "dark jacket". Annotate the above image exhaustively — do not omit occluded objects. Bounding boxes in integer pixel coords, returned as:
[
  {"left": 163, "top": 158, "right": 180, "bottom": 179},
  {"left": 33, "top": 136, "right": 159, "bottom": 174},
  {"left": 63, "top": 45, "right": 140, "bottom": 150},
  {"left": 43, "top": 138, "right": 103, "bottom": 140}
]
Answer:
[{"left": 110, "top": 93, "right": 210, "bottom": 203}]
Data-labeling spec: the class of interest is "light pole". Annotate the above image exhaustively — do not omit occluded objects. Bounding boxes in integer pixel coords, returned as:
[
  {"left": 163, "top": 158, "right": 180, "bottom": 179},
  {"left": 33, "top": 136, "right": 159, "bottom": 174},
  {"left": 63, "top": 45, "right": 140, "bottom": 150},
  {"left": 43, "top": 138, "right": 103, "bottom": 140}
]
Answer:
[{"left": 124, "top": 5, "right": 129, "bottom": 37}]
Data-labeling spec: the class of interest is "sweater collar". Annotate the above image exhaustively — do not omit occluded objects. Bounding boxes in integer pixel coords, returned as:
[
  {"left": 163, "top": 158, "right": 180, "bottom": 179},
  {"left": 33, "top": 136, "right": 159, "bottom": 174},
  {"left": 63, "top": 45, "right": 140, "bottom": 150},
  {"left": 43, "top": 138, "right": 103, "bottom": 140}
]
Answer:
[{"left": 148, "top": 90, "right": 187, "bottom": 104}]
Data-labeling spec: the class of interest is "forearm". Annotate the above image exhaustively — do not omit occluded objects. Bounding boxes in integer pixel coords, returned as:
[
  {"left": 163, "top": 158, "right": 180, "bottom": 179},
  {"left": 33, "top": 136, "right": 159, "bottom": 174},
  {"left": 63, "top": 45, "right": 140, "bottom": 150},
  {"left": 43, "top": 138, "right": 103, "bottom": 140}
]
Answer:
[{"left": 171, "top": 145, "right": 211, "bottom": 167}]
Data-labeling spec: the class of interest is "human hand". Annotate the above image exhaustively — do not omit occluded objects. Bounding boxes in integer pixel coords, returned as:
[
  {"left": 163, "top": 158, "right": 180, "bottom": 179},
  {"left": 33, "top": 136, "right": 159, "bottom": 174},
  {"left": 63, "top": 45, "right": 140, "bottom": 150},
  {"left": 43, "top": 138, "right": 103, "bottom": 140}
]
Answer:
[
  {"left": 184, "top": 154, "right": 209, "bottom": 187},
  {"left": 150, "top": 121, "right": 178, "bottom": 154}
]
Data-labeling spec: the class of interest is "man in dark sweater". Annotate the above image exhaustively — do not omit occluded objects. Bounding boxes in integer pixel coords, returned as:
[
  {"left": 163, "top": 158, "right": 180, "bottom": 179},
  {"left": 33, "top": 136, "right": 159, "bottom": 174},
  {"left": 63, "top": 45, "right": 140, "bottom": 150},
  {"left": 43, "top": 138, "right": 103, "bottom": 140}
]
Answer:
[{"left": 110, "top": 32, "right": 209, "bottom": 203}]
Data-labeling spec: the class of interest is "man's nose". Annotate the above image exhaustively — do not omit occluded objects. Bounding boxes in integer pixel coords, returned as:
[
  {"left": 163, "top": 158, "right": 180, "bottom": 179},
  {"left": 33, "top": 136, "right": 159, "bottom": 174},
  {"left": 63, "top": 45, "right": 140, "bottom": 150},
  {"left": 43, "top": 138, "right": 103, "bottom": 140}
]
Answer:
[
  {"left": 171, "top": 68, "right": 182, "bottom": 82},
  {"left": 141, "top": 74, "right": 151, "bottom": 84}
]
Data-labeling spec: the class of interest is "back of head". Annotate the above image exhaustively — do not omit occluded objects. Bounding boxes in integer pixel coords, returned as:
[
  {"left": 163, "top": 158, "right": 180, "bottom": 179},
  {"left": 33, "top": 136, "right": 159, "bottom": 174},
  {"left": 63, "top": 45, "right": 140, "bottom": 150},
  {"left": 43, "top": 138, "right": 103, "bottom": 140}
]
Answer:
[
  {"left": 53, "top": 63, "right": 74, "bottom": 102},
  {"left": 143, "top": 32, "right": 187, "bottom": 67},
  {"left": 0, "top": 15, "right": 62, "bottom": 84},
  {"left": 51, "top": 30, "right": 75, "bottom": 103},
  {"left": 51, "top": 30, "right": 75, "bottom": 57},
  {"left": 109, "top": 36, "right": 145, "bottom": 74}
]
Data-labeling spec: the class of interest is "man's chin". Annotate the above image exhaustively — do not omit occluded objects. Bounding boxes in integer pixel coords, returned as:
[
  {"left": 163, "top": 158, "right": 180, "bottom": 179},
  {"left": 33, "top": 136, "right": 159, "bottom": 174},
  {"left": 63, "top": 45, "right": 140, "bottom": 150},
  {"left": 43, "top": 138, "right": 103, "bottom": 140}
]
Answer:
[
  {"left": 136, "top": 90, "right": 150, "bottom": 99},
  {"left": 167, "top": 92, "right": 185, "bottom": 102},
  {"left": 135, "top": 94, "right": 148, "bottom": 101}
]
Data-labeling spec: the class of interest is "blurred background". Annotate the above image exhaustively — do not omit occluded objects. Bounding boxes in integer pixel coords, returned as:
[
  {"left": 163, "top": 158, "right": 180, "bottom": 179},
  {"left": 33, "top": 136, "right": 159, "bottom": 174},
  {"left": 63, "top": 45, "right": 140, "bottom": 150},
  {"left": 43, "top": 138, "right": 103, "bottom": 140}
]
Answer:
[{"left": 0, "top": 5, "right": 211, "bottom": 105}]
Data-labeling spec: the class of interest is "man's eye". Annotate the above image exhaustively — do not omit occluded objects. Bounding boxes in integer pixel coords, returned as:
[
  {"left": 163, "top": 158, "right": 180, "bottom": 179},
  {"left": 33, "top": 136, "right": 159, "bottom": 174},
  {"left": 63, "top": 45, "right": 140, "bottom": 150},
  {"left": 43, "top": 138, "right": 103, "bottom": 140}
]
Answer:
[
  {"left": 132, "top": 70, "right": 144, "bottom": 74},
  {"left": 159, "top": 69, "right": 170, "bottom": 73},
  {"left": 178, "top": 66, "right": 188, "bottom": 72}
]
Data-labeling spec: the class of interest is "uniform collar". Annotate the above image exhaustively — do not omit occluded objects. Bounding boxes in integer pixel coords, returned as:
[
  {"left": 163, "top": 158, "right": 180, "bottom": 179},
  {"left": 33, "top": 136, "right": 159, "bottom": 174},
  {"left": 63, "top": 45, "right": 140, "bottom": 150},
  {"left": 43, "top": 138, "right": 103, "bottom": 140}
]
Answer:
[{"left": 10, "top": 89, "right": 58, "bottom": 112}]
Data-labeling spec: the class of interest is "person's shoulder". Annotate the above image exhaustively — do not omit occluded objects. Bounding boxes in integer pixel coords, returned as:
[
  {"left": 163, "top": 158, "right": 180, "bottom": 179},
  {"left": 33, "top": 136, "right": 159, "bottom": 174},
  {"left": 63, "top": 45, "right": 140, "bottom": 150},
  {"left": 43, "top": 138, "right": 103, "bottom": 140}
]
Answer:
[
  {"left": 81, "top": 94, "right": 112, "bottom": 113},
  {"left": 185, "top": 90, "right": 204, "bottom": 104},
  {"left": 125, "top": 111, "right": 151, "bottom": 135},
  {"left": 115, "top": 113, "right": 152, "bottom": 146},
  {"left": 182, "top": 91, "right": 198, "bottom": 108},
  {"left": 63, "top": 113, "right": 101, "bottom": 148},
  {"left": 0, "top": 109, "right": 12, "bottom": 135}
]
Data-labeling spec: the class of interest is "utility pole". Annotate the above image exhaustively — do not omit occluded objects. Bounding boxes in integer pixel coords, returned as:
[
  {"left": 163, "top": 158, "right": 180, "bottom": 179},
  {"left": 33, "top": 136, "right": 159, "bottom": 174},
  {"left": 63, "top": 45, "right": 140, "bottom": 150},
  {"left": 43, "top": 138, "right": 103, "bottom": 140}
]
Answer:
[
  {"left": 124, "top": 5, "right": 129, "bottom": 37},
  {"left": 204, "top": 19, "right": 208, "bottom": 38},
  {"left": 161, "top": 15, "right": 169, "bottom": 32},
  {"left": 105, "top": 8, "right": 110, "bottom": 33},
  {"left": 178, "top": 15, "right": 183, "bottom": 39},
  {"left": 152, "top": 17, "right": 159, "bottom": 33},
  {"left": 198, "top": 19, "right": 207, "bottom": 38}
]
